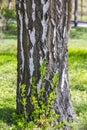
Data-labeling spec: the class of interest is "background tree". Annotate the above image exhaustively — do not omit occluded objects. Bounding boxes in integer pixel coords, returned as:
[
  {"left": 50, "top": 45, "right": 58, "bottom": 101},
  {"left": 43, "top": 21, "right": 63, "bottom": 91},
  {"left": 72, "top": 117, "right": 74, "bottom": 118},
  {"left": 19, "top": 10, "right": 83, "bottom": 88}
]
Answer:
[
  {"left": 0, "top": 0, "right": 15, "bottom": 9},
  {"left": 8, "top": 0, "right": 12, "bottom": 9},
  {"left": 16, "top": 0, "right": 74, "bottom": 128}
]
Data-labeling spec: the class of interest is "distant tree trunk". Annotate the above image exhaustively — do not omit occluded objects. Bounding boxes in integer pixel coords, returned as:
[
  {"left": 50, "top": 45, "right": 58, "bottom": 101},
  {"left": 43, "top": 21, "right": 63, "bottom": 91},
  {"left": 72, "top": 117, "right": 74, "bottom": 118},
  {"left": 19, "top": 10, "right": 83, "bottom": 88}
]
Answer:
[
  {"left": 8, "top": 0, "right": 12, "bottom": 9},
  {"left": 0, "top": 0, "right": 3, "bottom": 8},
  {"left": 16, "top": 0, "right": 75, "bottom": 128},
  {"left": 0, "top": 0, "right": 2, "bottom": 4},
  {"left": 74, "top": 0, "right": 78, "bottom": 26}
]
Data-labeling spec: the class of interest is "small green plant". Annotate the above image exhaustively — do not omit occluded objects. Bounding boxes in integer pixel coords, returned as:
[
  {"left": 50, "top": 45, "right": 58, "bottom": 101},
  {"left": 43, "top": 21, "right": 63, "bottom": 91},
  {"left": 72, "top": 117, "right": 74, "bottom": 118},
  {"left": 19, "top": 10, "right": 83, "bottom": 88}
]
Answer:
[
  {"left": 12, "top": 60, "right": 65, "bottom": 129},
  {"left": 12, "top": 112, "right": 36, "bottom": 130},
  {"left": 39, "top": 60, "right": 47, "bottom": 82},
  {"left": 31, "top": 60, "right": 65, "bottom": 129},
  {"left": 20, "top": 84, "right": 27, "bottom": 119},
  {"left": 12, "top": 84, "right": 28, "bottom": 129}
]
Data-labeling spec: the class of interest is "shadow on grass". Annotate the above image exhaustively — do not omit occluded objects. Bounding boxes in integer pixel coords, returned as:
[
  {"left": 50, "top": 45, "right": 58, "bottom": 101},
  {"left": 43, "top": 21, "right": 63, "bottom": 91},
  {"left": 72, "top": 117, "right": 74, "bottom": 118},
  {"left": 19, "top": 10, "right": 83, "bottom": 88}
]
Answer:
[
  {"left": 0, "top": 28, "right": 17, "bottom": 40},
  {"left": 71, "top": 84, "right": 87, "bottom": 91},
  {"left": 70, "top": 27, "right": 87, "bottom": 39},
  {"left": 74, "top": 103, "right": 87, "bottom": 114},
  {"left": 3, "top": 22, "right": 17, "bottom": 40},
  {"left": 0, "top": 107, "right": 16, "bottom": 125},
  {"left": 0, "top": 52, "right": 16, "bottom": 56},
  {"left": 3, "top": 32, "right": 17, "bottom": 40},
  {"left": 74, "top": 103, "right": 87, "bottom": 130}
]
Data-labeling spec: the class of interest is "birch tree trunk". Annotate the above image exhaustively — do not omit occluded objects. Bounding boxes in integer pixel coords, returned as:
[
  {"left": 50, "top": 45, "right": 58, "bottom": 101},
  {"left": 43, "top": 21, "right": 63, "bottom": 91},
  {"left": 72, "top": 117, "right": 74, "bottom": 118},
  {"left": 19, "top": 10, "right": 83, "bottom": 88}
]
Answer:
[
  {"left": 8, "top": 0, "right": 12, "bottom": 9},
  {"left": 16, "top": 0, "right": 75, "bottom": 127}
]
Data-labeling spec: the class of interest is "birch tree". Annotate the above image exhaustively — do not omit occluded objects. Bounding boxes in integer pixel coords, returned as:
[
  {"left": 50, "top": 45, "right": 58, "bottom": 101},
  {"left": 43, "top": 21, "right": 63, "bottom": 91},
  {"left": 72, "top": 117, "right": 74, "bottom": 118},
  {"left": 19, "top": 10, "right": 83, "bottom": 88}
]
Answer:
[
  {"left": 8, "top": 0, "right": 12, "bottom": 9},
  {"left": 16, "top": 0, "right": 75, "bottom": 128}
]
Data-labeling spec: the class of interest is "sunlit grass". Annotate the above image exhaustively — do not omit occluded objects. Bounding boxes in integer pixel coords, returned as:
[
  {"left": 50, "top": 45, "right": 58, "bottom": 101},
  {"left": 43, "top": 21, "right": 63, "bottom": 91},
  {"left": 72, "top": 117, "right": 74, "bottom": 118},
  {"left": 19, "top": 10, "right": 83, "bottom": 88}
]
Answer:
[
  {"left": 0, "top": 53, "right": 17, "bottom": 106},
  {"left": 68, "top": 27, "right": 87, "bottom": 129},
  {"left": 0, "top": 29, "right": 17, "bottom": 129}
]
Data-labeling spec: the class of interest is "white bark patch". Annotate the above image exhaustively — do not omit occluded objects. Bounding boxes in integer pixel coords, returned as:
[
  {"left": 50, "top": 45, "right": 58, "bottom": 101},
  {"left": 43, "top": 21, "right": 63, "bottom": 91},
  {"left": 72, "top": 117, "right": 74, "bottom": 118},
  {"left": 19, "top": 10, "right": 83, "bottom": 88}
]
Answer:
[
  {"left": 39, "top": 51, "right": 43, "bottom": 66},
  {"left": 19, "top": 82, "right": 21, "bottom": 87},
  {"left": 24, "top": 1, "right": 29, "bottom": 29},
  {"left": 17, "top": 98, "right": 21, "bottom": 103},
  {"left": 61, "top": 68, "right": 65, "bottom": 92},
  {"left": 41, "top": 0, "right": 45, "bottom": 5},
  {"left": 43, "top": 1, "right": 49, "bottom": 15},
  {"left": 27, "top": 87, "right": 30, "bottom": 96},
  {"left": 29, "top": 27, "right": 36, "bottom": 84},
  {"left": 56, "top": 4, "right": 62, "bottom": 15},
  {"left": 18, "top": 10, "right": 24, "bottom": 73},
  {"left": 61, "top": 63, "right": 68, "bottom": 92},
  {"left": 43, "top": 46, "right": 48, "bottom": 58},
  {"left": 51, "top": 18, "right": 57, "bottom": 59},
  {"left": 41, "top": 1, "right": 49, "bottom": 43},
  {"left": 27, "top": 45, "right": 34, "bottom": 95},
  {"left": 32, "top": 0, "right": 36, "bottom": 22},
  {"left": 29, "top": 27, "right": 36, "bottom": 46},
  {"left": 63, "top": 26, "right": 66, "bottom": 38},
  {"left": 29, "top": 47, "right": 34, "bottom": 82},
  {"left": 37, "top": 79, "right": 42, "bottom": 92},
  {"left": 41, "top": 18, "right": 48, "bottom": 43},
  {"left": 53, "top": 27, "right": 56, "bottom": 58}
]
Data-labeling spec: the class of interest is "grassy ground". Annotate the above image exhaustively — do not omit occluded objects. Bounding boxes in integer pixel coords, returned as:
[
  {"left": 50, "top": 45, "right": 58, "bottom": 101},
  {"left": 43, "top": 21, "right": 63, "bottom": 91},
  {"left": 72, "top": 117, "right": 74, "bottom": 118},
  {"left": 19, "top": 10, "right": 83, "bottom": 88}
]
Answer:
[
  {"left": 69, "top": 27, "right": 87, "bottom": 129},
  {"left": 0, "top": 27, "right": 87, "bottom": 129},
  {"left": 0, "top": 29, "right": 17, "bottom": 129}
]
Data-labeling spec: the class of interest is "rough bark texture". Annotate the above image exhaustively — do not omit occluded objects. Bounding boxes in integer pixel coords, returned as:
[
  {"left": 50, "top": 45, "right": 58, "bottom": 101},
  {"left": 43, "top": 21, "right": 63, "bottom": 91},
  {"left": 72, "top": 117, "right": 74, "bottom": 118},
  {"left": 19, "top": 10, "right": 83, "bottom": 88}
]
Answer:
[{"left": 16, "top": 0, "right": 75, "bottom": 129}]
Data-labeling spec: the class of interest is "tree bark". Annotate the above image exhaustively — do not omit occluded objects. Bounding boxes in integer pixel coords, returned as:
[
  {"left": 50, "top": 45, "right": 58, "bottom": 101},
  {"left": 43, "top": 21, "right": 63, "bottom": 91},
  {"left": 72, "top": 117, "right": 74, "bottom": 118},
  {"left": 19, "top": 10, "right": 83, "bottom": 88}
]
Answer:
[{"left": 16, "top": 0, "right": 75, "bottom": 128}]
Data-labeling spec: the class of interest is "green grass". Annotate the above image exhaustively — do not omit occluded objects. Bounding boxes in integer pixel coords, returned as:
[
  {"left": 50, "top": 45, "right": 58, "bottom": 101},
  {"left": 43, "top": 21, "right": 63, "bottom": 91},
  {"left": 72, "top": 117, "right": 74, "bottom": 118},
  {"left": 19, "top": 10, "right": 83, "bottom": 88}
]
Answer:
[
  {"left": 0, "top": 39, "right": 17, "bottom": 53},
  {"left": 0, "top": 30, "right": 17, "bottom": 129},
  {"left": 0, "top": 26, "right": 87, "bottom": 129},
  {"left": 69, "top": 27, "right": 87, "bottom": 48},
  {"left": 69, "top": 27, "right": 87, "bottom": 129}
]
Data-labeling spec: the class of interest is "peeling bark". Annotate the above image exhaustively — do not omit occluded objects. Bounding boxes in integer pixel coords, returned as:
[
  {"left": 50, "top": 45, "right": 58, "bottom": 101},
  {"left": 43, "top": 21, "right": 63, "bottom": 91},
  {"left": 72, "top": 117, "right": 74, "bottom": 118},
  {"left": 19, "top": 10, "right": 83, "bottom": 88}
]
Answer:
[{"left": 16, "top": 0, "right": 75, "bottom": 127}]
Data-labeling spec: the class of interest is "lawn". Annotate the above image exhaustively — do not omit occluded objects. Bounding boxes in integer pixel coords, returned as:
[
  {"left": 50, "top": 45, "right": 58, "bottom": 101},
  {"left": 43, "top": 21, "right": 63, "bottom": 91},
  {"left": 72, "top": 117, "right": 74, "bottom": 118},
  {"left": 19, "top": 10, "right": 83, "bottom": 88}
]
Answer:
[
  {"left": 0, "top": 27, "right": 87, "bottom": 129},
  {"left": 69, "top": 27, "right": 87, "bottom": 129},
  {"left": 0, "top": 37, "right": 17, "bottom": 129}
]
